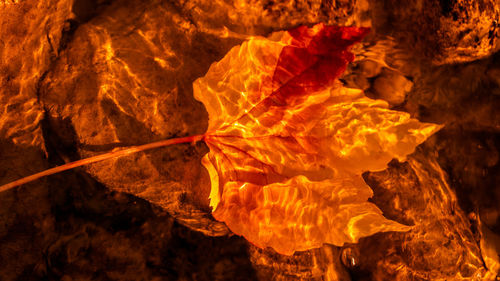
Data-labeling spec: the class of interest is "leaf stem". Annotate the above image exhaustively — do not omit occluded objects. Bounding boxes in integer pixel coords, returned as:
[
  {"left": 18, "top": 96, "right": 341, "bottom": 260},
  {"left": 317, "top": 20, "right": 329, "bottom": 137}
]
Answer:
[{"left": 0, "top": 134, "right": 205, "bottom": 193}]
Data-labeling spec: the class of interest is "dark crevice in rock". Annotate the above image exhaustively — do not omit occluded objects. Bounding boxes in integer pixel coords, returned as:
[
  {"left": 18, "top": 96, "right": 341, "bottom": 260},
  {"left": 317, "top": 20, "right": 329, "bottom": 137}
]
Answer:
[
  {"left": 72, "top": 0, "right": 113, "bottom": 24},
  {"left": 35, "top": 70, "right": 50, "bottom": 102},
  {"left": 439, "top": 0, "right": 456, "bottom": 15},
  {"left": 45, "top": 31, "right": 56, "bottom": 58},
  {"left": 40, "top": 112, "right": 81, "bottom": 165},
  {"left": 56, "top": 19, "right": 79, "bottom": 56}
]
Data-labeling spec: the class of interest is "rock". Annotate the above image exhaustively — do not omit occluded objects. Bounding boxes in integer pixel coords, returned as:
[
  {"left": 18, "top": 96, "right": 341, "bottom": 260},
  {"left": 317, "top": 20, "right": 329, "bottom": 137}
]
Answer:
[
  {"left": 372, "top": 68, "right": 413, "bottom": 106},
  {"left": 358, "top": 152, "right": 488, "bottom": 280},
  {"left": 358, "top": 59, "right": 382, "bottom": 78},
  {"left": 341, "top": 73, "right": 371, "bottom": 90},
  {"left": 1, "top": 0, "right": 499, "bottom": 280},
  {"left": 249, "top": 245, "right": 351, "bottom": 281},
  {"left": 39, "top": 0, "right": 237, "bottom": 235},
  {"left": 370, "top": 0, "right": 500, "bottom": 64},
  {"left": 481, "top": 208, "right": 499, "bottom": 229},
  {"left": 0, "top": 0, "right": 74, "bottom": 148}
]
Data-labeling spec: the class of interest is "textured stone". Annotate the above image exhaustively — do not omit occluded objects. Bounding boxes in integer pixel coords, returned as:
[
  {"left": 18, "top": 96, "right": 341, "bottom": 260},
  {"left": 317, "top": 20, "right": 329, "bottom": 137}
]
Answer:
[
  {"left": 356, "top": 151, "right": 488, "bottom": 280},
  {"left": 1, "top": 0, "right": 499, "bottom": 280},
  {"left": 370, "top": 0, "right": 500, "bottom": 64},
  {"left": 372, "top": 68, "right": 413, "bottom": 106},
  {"left": 249, "top": 245, "right": 350, "bottom": 281},
  {"left": 357, "top": 59, "right": 382, "bottom": 78},
  {"left": 0, "top": 0, "right": 73, "bottom": 148}
]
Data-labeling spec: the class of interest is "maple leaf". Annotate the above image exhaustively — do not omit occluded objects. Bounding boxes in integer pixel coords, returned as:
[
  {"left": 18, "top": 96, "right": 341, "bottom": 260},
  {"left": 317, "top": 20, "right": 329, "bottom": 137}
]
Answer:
[
  {"left": 0, "top": 23, "right": 442, "bottom": 256},
  {"left": 193, "top": 24, "right": 442, "bottom": 255}
]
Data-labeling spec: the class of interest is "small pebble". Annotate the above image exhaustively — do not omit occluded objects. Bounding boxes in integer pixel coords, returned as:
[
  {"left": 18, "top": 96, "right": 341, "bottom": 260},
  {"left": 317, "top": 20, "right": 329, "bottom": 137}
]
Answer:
[
  {"left": 372, "top": 68, "right": 413, "bottom": 106},
  {"left": 342, "top": 74, "right": 370, "bottom": 90},
  {"left": 358, "top": 59, "right": 382, "bottom": 78}
]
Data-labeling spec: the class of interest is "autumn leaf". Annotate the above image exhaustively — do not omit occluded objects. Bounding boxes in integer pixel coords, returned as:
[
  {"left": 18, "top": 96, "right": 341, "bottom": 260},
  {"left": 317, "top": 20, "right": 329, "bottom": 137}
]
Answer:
[
  {"left": 0, "top": 23, "right": 442, "bottom": 256},
  {"left": 193, "top": 24, "right": 442, "bottom": 255}
]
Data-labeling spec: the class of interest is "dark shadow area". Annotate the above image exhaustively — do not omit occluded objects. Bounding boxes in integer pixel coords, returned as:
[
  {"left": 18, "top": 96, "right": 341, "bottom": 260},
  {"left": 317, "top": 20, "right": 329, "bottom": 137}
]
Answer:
[{"left": 0, "top": 138, "right": 257, "bottom": 280}]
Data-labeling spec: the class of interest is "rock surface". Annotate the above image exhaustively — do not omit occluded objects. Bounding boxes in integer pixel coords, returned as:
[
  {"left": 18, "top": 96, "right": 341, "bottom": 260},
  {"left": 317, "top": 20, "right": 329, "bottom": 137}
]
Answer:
[{"left": 0, "top": 0, "right": 499, "bottom": 280}]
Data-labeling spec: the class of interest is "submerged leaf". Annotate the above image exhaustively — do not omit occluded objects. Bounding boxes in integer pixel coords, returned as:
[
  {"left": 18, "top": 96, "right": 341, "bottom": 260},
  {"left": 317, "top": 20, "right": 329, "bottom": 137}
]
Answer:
[{"left": 193, "top": 24, "right": 441, "bottom": 255}]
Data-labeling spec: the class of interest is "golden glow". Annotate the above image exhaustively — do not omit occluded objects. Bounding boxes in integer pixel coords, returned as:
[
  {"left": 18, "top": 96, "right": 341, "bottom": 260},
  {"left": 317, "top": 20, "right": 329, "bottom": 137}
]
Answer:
[
  {"left": 193, "top": 26, "right": 442, "bottom": 255},
  {"left": 0, "top": 0, "right": 20, "bottom": 5},
  {"left": 378, "top": 155, "right": 492, "bottom": 280}
]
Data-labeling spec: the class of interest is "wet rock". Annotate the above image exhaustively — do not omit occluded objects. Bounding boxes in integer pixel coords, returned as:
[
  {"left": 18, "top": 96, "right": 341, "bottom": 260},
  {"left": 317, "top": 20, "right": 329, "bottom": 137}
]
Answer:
[
  {"left": 479, "top": 220, "right": 500, "bottom": 277},
  {"left": 358, "top": 151, "right": 487, "bottom": 280},
  {"left": 0, "top": 0, "right": 74, "bottom": 148},
  {"left": 358, "top": 59, "right": 382, "bottom": 78},
  {"left": 370, "top": 0, "right": 500, "bottom": 64},
  {"left": 1, "top": 0, "right": 499, "bottom": 280},
  {"left": 249, "top": 245, "right": 351, "bottom": 281},
  {"left": 341, "top": 73, "right": 371, "bottom": 90},
  {"left": 481, "top": 208, "right": 500, "bottom": 229},
  {"left": 371, "top": 68, "right": 413, "bottom": 106}
]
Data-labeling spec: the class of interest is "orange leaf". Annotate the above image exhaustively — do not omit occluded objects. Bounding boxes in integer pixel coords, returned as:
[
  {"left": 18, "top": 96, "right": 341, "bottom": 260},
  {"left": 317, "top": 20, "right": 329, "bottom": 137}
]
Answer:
[
  {"left": 194, "top": 24, "right": 442, "bottom": 255},
  {"left": 0, "top": 24, "right": 442, "bottom": 256}
]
